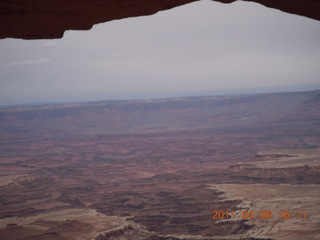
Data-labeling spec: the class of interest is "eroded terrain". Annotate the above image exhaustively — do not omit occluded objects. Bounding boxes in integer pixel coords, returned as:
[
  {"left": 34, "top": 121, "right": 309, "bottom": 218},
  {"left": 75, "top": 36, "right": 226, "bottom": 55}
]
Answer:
[{"left": 0, "top": 91, "right": 319, "bottom": 239}]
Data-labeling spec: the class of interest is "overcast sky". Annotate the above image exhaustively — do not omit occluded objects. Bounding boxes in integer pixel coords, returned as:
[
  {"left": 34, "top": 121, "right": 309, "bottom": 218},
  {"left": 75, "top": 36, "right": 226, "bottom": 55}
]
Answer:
[{"left": 1, "top": 0, "right": 320, "bottom": 106}]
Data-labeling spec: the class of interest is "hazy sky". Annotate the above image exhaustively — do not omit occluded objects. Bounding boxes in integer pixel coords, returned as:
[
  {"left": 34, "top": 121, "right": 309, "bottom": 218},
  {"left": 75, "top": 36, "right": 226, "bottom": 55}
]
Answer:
[{"left": 1, "top": 0, "right": 320, "bottom": 106}]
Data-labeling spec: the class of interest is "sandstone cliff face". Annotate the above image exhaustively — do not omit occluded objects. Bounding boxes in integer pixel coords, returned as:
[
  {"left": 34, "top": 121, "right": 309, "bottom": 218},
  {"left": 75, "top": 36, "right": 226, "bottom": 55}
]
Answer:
[{"left": 0, "top": 0, "right": 319, "bottom": 39}]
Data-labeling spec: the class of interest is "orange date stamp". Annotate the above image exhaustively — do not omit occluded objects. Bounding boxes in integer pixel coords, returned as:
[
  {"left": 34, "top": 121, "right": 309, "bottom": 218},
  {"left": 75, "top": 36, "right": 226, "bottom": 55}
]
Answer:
[{"left": 212, "top": 210, "right": 307, "bottom": 220}]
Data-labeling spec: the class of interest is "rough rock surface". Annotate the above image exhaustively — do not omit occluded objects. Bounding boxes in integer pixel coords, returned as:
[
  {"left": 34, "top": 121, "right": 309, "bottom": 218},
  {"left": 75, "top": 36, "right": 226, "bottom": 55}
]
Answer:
[{"left": 0, "top": 0, "right": 319, "bottom": 40}]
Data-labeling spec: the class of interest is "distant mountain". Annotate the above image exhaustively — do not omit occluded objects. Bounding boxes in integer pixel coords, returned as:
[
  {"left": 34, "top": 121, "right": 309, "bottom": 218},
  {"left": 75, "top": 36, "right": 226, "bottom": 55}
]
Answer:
[
  {"left": 0, "top": 90, "right": 319, "bottom": 136},
  {"left": 0, "top": 102, "right": 65, "bottom": 109}
]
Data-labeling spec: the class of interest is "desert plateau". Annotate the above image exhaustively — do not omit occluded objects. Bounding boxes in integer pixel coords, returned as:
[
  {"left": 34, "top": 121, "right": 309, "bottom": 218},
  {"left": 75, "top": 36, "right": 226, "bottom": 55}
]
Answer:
[{"left": 0, "top": 90, "right": 319, "bottom": 239}]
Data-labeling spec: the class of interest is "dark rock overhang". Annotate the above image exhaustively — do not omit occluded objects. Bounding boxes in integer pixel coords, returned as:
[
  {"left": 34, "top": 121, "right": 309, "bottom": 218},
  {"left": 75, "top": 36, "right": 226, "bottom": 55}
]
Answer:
[{"left": 0, "top": 0, "right": 319, "bottom": 40}]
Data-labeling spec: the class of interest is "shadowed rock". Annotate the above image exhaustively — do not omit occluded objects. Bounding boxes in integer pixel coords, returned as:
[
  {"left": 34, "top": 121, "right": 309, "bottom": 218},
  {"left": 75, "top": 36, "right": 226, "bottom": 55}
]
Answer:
[{"left": 0, "top": 0, "right": 319, "bottom": 40}]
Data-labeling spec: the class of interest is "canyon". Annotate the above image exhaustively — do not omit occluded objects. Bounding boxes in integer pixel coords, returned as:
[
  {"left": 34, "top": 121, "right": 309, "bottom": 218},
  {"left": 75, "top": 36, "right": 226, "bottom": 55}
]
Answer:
[{"left": 0, "top": 90, "right": 319, "bottom": 239}]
